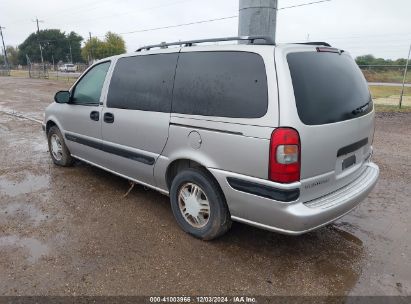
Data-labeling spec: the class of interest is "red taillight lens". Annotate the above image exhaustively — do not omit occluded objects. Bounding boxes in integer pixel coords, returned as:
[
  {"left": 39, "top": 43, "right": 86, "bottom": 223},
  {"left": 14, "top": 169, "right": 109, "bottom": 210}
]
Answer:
[{"left": 269, "top": 128, "right": 301, "bottom": 183}]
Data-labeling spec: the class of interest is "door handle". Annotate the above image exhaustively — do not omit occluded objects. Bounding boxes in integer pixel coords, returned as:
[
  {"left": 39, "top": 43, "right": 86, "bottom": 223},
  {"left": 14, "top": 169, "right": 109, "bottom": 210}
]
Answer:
[
  {"left": 104, "top": 112, "right": 114, "bottom": 123},
  {"left": 90, "top": 111, "right": 99, "bottom": 121}
]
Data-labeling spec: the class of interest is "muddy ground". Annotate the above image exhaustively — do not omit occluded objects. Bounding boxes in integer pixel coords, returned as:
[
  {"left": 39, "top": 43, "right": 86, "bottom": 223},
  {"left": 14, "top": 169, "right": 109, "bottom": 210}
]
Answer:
[{"left": 0, "top": 77, "right": 410, "bottom": 296}]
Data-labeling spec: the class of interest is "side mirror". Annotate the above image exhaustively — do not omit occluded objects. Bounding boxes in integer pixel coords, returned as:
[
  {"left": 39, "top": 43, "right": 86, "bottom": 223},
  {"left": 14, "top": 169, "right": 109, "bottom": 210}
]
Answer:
[{"left": 54, "top": 91, "right": 71, "bottom": 104}]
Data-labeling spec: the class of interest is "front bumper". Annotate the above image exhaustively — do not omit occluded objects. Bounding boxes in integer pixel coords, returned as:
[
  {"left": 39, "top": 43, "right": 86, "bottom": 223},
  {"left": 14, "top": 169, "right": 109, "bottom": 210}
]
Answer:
[{"left": 210, "top": 162, "right": 379, "bottom": 235}]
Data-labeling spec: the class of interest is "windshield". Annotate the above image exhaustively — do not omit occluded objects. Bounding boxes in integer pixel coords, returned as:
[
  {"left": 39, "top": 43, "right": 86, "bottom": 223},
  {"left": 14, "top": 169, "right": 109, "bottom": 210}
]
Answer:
[{"left": 287, "top": 51, "right": 372, "bottom": 125}]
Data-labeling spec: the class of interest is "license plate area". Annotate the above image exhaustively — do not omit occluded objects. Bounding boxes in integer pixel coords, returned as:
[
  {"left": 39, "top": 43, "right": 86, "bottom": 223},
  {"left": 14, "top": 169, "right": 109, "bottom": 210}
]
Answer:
[{"left": 342, "top": 154, "right": 356, "bottom": 170}]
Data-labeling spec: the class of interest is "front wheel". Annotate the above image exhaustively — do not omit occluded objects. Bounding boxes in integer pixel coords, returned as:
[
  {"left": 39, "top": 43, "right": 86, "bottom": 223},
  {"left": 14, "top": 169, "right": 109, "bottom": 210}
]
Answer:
[
  {"left": 47, "top": 126, "right": 73, "bottom": 166},
  {"left": 170, "top": 168, "right": 232, "bottom": 240}
]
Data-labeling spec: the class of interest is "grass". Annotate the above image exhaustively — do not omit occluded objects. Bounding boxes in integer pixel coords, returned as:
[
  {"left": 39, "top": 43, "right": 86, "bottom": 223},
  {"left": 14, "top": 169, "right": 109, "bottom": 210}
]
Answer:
[
  {"left": 374, "top": 104, "right": 411, "bottom": 112},
  {"left": 9, "top": 69, "right": 76, "bottom": 85},
  {"left": 10, "top": 70, "right": 29, "bottom": 77},
  {"left": 369, "top": 85, "right": 411, "bottom": 112},
  {"left": 369, "top": 85, "right": 411, "bottom": 98},
  {"left": 362, "top": 70, "right": 411, "bottom": 84}
]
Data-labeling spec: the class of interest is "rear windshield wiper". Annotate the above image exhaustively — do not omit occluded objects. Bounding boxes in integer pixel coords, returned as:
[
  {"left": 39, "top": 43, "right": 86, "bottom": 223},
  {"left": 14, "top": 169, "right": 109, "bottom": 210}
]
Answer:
[{"left": 352, "top": 101, "right": 371, "bottom": 115}]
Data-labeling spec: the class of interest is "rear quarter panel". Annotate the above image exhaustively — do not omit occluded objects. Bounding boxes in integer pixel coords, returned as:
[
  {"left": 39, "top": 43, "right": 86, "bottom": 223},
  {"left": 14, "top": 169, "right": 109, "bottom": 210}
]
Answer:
[{"left": 154, "top": 45, "right": 279, "bottom": 191}]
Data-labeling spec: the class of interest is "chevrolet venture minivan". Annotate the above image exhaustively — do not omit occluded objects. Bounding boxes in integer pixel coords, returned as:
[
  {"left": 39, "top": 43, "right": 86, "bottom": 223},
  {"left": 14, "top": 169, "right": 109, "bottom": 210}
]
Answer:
[{"left": 43, "top": 36, "right": 379, "bottom": 240}]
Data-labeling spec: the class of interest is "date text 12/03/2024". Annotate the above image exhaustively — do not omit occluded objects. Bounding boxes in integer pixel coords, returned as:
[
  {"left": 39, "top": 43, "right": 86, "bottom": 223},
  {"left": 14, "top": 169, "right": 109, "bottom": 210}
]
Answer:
[{"left": 149, "top": 296, "right": 257, "bottom": 303}]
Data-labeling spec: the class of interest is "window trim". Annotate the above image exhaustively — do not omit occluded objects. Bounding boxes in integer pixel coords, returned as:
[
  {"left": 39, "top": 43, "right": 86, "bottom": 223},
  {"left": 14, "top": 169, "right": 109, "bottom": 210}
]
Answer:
[{"left": 69, "top": 60, "right": 111, "bottom": 107}]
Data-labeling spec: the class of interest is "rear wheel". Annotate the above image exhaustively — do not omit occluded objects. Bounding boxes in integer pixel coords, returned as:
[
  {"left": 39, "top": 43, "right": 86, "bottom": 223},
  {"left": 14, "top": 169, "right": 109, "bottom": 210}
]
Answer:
[
  {"left": 47, "top": 126, "right": 73, "bottom": 166},
  {"left": 170, "top": 168, "right": 231, "bottom": 240}
]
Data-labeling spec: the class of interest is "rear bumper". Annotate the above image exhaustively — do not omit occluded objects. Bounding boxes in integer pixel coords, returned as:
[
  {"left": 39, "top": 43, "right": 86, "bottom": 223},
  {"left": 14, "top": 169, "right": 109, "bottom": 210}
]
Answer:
[{"left": 209, "top": 162, "right": 379, "bottom": 235}]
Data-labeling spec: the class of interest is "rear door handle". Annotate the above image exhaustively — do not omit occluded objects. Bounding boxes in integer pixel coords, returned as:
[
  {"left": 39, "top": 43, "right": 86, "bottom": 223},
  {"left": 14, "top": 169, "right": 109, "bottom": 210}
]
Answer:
[
  {"left": 104, "top": 112, "right": 114, "bottom": 123},
  {"left": 90, "top": 111, "right": 99, "bottom": 121}
]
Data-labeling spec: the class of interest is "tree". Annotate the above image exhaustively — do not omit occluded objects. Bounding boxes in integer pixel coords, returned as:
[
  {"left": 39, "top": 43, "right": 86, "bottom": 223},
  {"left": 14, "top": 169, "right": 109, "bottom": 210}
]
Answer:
[
  {"left": 81, "top": 37, "right": 105, "bottom": 63},
  {"left": 395, "top": 58, "right": 408, "bottom": 66},
  {"left": 355, "top": 54, "right": 376, "bottom": 66},
  {"left": 81, "top": 32, "right": 126, "bottom": 62},
  {"left": 0, "top": 46, "right": 18, "bottom": 67},
  {"left": 355, "top": 55, "right": 410, "bottom": 67},
  {"left": 67, "top": 31, "right": 83, "bottom": 63},
  {"left": 6, "top": 46, "right": 19, "bottom": 66},
  {"left": 18, "top": 29, "right": 83, "bottom": 65},
  {"left": 104, "top": 32, "right": 126, "bottom": 57}
]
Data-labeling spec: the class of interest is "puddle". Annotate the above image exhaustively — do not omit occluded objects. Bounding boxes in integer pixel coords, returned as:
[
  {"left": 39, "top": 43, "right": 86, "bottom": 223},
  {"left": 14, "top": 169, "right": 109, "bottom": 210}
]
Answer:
[
  {"left": 0, "top": 123, "right": 10, "bottom": 132},
  {"left": 0, "top": 174, "right": 49, "bottom": 197},
  {"left": 330, "top": 224, "right": 364, "bottom": 246},
  {"left": 0, "top": 202, "right": 49, "bottom": 226},
  {"left": 0, "top": 235, "right": 49, "bottom": 263}
]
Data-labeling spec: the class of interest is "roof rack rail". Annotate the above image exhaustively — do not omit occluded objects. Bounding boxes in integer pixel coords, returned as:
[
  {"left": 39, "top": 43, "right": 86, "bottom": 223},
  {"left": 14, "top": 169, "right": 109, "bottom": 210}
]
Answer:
[
  {"left": 293, "top": 42, "right": 332, "bottom": 47},
  {"left": 135, "top": 36, "right": 275, "bottom": 52}
]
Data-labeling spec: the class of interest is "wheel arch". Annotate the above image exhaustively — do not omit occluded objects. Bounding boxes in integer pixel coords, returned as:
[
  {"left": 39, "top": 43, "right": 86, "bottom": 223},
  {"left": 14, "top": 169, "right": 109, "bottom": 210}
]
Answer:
[
  {"left": 165, "top": 159, "right": 205, "bottom": 190},
  {"left": 45, "top": 117, "right": 64, "bottom": 135},
  {"left": 165, "top": 158, "right": 222, "bottom": 196}
]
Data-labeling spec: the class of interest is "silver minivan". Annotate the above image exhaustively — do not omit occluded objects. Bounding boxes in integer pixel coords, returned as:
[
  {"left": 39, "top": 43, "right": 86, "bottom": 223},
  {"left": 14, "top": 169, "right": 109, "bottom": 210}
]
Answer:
[{"left": 43, "top": 36, "right": 379, "bottom": 240}]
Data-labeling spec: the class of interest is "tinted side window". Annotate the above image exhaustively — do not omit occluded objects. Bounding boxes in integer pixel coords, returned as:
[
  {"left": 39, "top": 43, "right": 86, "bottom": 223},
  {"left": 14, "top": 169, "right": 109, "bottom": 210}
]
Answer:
[
  {"left": 172, "top": 52, "right": 268, "bottom": 118},
  {"left": 107, "top": 53, "right": 178, "bottom": 112},
  {"left": 72, "top": 61, "right": 110, "bottom": 105}
]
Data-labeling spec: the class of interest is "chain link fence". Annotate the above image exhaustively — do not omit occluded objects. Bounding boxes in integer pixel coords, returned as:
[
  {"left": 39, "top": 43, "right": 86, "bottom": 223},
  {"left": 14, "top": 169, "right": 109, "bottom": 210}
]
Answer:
[
  {"left": 28, "top": 63, "right": 49, "bottom": 79},
  {"left": 0, "top": 65, "right": 10, "bottom": 76},
  {"left": 8, "top": 63, "right": 88, "bottom": 82}
]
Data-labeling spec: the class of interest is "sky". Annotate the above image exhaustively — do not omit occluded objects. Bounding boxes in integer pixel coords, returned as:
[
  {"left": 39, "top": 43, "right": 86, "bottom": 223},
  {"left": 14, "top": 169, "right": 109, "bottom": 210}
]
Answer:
[{"left": 0, "top": 0, "right": 410, "bottom": 60}]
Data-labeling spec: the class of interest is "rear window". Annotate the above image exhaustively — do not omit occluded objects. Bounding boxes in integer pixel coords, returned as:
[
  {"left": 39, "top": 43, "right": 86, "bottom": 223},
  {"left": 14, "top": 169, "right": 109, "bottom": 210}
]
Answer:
[
  {"left": 172, "top": 51, "right": 268, "bottom": 118},
  {"left": 287, "top": 52, "right": 372, "bottom": 125}
]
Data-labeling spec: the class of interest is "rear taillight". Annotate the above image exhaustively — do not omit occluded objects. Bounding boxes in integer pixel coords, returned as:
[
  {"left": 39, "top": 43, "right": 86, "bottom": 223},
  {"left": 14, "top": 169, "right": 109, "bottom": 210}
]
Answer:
[{"left": 269, "top": 128, "right": 301, "bottom": 183}]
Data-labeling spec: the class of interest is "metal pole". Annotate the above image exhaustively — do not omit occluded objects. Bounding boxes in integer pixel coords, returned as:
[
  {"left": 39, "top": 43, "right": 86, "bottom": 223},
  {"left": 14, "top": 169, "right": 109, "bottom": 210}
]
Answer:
[
  {"left": 26, "top": 54, "right": 31, "bottom": 78},
  {"left": 0, "top": 26, "right": 9, "bottom": 69},
  {"left": 238, "top": 0, "right": 278, "bottom": 43},
  {"left": 69, "top": 41, "right": 73, "bottom": 63},
  {"left": 399, "top": 43, "right": 411, "bottom": 109},
  {"left": 33, "top": 18, "right": 44, "bottom": 65},
  {"left": 89, "top": 32, "right": 93, "bottom": 63}
]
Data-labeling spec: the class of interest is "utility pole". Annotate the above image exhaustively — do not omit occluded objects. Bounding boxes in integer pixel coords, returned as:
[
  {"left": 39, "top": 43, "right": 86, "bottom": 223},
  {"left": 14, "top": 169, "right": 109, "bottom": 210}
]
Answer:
[
  {"left": 89, "top": 32, "right": 93, "bottom": 64},
  {"left": 50, "top": 45, "right": 55, "bottom": 69},
  {"left": 238, "top": 0, "right": 278, "bottom": 43},
  {"left": 0, "top": 25, "right": 9, "bottom": 69},
  {"left": 399, "top": 43, "right": 411, "bottom": 109},
  {"left": 69, "top": 41, "right": 73, "bottom": 63},
  {"left": 32, "top": 17, "right": 44, "bottom": 65}
]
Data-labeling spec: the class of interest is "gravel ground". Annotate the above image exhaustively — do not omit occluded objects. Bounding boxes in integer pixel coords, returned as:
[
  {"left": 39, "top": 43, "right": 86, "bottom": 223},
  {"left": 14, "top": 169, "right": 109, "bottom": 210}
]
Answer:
[{"left": 0, "top": 77, "right": 410, "bottom": 296}]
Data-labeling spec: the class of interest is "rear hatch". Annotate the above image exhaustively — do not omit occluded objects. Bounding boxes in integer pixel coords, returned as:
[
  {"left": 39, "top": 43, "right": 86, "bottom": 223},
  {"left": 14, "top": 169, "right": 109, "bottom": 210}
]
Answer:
[{"left": 275, "top": 45, "right": 375, "bottom": 201}]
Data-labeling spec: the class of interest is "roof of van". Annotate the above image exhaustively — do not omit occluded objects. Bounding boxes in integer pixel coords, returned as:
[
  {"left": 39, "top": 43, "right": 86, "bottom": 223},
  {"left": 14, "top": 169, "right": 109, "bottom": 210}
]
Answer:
[
  {"left": 134, "top": 36, "right": 331, "bottom": 52},
  {"left": 98, "top": 39, "right": 334, "bottom": 62}
]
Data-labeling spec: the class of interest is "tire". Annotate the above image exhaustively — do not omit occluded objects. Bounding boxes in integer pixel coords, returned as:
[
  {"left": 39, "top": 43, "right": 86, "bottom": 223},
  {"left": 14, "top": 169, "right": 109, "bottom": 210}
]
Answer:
[
  {"left": 47, "top": 126, "right": 73, "bottom": 166},
  {"left": 170, "top": 168, "right": 232, "bottom": 240}
]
